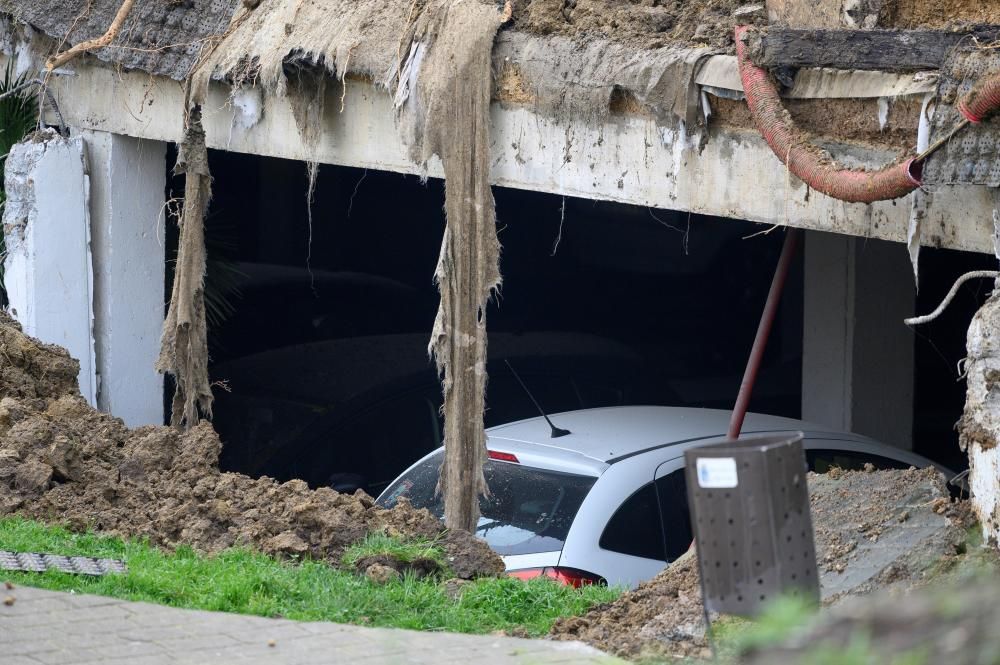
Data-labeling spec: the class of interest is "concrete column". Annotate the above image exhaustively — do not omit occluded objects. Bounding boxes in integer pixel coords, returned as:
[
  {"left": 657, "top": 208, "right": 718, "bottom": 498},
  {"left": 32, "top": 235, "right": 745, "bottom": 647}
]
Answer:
[
  {"left": 2, "top": 132, "right": 97, "bottom": 405},
  {"left": 82, "top": 131, "right": 167, "bottom": 427},
  {"left": 802, "top": 231, "right": 915, "bottom": 448}
]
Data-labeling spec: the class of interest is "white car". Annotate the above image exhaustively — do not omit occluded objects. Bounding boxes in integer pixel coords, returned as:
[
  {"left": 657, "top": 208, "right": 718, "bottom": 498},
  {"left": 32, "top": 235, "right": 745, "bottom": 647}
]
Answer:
[{"left": 376, "top": 406, "right": 943, "bottom": 588}]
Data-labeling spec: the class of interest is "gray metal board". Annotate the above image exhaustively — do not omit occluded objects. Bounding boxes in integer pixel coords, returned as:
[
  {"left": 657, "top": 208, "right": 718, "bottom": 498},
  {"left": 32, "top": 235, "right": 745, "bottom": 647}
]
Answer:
[
  {"left": 685, "top": 433, "right": 819, "bottom": 617},
  {"left": 923, "top": 46, "right": 1000, "bottom": 187},
  {"left": 0, "top": 550, "right": 126, "bottom": 576}
]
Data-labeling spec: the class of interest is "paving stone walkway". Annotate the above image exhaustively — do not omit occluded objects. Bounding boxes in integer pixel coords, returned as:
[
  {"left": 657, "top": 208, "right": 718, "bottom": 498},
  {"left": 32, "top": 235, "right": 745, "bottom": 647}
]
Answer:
[{"left": 0, "top": 585, "right": 622, "bottom": 664}]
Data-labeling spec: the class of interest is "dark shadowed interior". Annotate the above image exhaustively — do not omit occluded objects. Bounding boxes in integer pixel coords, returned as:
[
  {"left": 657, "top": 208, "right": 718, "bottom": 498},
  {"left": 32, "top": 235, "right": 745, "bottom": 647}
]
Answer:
[{"left": 164, "top": 148, "right": 974, "bottom": 496}]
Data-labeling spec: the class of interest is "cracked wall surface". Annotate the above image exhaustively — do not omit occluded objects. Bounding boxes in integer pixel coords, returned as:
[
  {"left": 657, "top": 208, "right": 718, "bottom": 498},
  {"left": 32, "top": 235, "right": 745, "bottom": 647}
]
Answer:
[{"left": 1, "top": 131, "right": 96, "bottom": 406}]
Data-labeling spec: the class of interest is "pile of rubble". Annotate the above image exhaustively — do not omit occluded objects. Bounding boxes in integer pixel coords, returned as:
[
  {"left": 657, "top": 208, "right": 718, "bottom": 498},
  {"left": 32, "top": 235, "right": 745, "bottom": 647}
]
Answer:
[{"left": 0, "top": 313, "right": 503, "bottom": 579}]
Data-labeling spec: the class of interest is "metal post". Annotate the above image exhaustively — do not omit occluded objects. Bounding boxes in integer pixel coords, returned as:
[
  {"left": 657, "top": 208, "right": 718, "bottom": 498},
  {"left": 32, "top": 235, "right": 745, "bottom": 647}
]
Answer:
[{"left": 727, "top": 228, "right": 802, "bottom": 440}]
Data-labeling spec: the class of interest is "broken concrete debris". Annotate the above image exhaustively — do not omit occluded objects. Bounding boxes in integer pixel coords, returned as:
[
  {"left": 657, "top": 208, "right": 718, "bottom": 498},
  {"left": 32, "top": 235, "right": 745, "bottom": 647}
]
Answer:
[
  {"left": 0, "top": 311, "right": 504, "bottom": 578},
  {"left": 959, "top": 286, "right": 1000, "bottom": 546},
  {"left": 551, "top": 467, "right": 966, "bottom": 661}
]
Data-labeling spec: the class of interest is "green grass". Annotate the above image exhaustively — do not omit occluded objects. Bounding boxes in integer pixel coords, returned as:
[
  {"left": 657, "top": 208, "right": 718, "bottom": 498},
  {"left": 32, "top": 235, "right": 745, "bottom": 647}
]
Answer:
[
  {"left": 342, "top": 532, "right": 447, "bottom": 570},
  {"left": 0, "top": 517, "right": 618, "bottom": 636}
]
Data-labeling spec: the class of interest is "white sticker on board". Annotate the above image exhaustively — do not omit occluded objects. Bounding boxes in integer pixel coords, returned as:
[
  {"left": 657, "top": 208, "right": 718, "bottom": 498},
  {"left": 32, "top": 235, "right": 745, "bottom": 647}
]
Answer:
[{"left": 696, "top": 457, "right": 739, "bottom": 488}]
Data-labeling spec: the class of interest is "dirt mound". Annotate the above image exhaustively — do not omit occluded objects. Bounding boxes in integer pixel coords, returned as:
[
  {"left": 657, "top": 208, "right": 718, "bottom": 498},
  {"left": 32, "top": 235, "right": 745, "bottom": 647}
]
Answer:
[
  {"left": 513, "top": 0, "right": 766, "bottom": 50},
  {"left": 810, "top": 465, "right": 966, "bottom": 600},
  {"left": 553, "top": 550, "right": 710, "bottom": 661},
  {"left": 551, "top": 466, "right": 966, "bottom": 660},
  {"left": 0, "top": 314, "right": 79, "bottom": 401},
  {"left": 0, "top": 313, "right": 503, "bottom": 578}
]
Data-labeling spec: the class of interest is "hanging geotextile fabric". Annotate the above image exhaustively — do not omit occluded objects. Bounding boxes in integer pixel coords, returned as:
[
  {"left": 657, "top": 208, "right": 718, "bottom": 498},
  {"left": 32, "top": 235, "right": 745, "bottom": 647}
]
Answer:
[
  {"left": 156, "top": 103, "right": 213, "bottom": 429},
  {"left": 402, "top": 0, "right": 508, "bottom": 532}
]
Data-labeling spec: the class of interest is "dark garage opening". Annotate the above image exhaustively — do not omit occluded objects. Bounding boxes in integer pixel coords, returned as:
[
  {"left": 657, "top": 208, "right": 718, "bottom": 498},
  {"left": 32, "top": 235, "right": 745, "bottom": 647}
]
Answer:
[
  {"left": 167, "top": 149, "right": 810, "bottom": 497},
  {"left": 913, "top": 246, "right": 1000, "bottom": 473}
]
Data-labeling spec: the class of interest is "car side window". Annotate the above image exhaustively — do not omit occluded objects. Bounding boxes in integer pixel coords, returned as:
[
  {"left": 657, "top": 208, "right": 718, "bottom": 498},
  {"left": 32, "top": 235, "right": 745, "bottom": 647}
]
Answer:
[
  {"left": 655, "top": 470, "right": 693, "bottom": 562},
  {"left": 599, "top": 483, "right": 666, "bottom": 561},
  {"left": 806, "top": 449, "right": 910, "bottom": 474}
]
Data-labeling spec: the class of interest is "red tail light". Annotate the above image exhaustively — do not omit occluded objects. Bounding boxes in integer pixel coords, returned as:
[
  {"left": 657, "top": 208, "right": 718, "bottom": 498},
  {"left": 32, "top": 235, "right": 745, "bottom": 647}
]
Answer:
[
  {"left": 488, "top": 450, "right": 519, "bottom": 463},
  {"left": 507, "top": 567, "right": 606, "bottom": 588}
]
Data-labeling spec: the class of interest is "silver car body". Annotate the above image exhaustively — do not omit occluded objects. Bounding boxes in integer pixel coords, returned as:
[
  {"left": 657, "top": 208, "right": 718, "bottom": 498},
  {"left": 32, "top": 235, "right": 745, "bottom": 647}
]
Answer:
[{"left": 379, "top": 406, "right": 942, "bottom": 588}]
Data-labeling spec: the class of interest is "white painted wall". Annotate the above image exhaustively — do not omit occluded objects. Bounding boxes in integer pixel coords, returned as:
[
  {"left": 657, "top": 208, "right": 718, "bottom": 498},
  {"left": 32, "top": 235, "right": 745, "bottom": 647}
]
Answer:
[
  {"left": 802, "top": 231, "right": 915, "bottom": 448},
  {"left": 82, "top": 131, "right": 167, "bottom": 427},
  {"left": 2, "top": 133, "right": 97, "bottom": 405},
  {"left": 802, "top": 232, "right": 854, "bottom": 433}
]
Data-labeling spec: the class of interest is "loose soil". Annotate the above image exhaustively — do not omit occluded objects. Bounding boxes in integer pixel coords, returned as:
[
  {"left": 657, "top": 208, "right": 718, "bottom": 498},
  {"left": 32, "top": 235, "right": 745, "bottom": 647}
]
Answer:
[
  {"left": 554, "top": 549, "right": 711, "bottom": 661},
  {"left": 889, "top": 0, "right": 1000, "bottom": 29},
  {"left": 512, "top": 0, "right": 767, "bottom": 50},
  {"left": 0, "top": 313, "right": 503, "bottom": 579},
  {"left": 711, "top": 96, "right": 923, "bottom": 156},
  {"left": 551, "top": 466, "right": 968, "bottom": 661},
  {"left": 354, "top": 553, "right": 443, "bottom": 580},
  {"left": 508, "top": 0, "right": 1000, "bottom": 53}
]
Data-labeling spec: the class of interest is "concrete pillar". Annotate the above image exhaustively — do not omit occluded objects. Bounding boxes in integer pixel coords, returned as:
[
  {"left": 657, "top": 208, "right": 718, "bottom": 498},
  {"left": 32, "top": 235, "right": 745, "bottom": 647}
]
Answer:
[
  {"left": 82, "top": 131, "right": 167, "bottom": 427},
  {"left": 2, "top": 131, "right": 97, "bottom": 405},
  {"left": 802, "top": 231, "right": 915, "bottom": 448}
]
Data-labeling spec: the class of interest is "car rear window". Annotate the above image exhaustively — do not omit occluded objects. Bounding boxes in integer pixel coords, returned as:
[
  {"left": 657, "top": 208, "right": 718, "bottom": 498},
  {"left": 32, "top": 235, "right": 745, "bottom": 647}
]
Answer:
[
  {"left": 379, "top": 451, "right": 597, "bottom": 556},
  {"left": 806, "top": 449, "right": 911, "bottom": 473}
]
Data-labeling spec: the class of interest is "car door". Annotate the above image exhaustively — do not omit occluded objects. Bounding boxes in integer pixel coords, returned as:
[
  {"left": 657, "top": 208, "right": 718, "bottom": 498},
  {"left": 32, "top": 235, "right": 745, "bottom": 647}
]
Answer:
[
  {"left": 558, "top": 452, "right": 673, "bottom": 588},
  {"left": 653, "top": 436, "right": 943, "bottom": 571},
  {"left": 800, "top": 437, "right": 930, "bottom": 472},
  {"left": 653, "top": 457, "right": 695, "bottom": 563}
]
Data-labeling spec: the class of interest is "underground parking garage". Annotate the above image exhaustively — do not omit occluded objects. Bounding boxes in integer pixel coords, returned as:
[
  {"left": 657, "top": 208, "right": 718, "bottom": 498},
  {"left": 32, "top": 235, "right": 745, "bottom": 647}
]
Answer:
[
  {"left": 185, "top": 150, "right": 798, "bottom": 495},
  {"left": 5, "top": 0, "right": 999, "bottom": 525},
  {"left": 3, "top": 0, "right": 1000, "bottom": 659},
  {"left": 173, "top": 149, "right": 983, "bottom": 495}
]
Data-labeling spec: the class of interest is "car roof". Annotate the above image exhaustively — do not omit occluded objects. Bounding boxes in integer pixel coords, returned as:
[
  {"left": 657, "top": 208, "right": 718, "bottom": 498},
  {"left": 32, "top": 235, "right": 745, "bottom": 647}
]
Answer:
[{"left": 486, "top": 405, "right": 852, "bottom": 466}]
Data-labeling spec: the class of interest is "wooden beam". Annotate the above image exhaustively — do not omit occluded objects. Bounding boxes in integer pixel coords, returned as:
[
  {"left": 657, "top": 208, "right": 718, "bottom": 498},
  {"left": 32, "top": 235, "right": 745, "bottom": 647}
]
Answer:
[{"left": 748, "top": 27, "right": 1000, "bottom": 71}]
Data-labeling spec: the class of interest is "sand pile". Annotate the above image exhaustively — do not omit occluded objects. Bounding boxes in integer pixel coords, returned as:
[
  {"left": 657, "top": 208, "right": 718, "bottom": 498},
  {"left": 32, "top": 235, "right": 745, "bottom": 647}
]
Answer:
[{"left": 0, "top": 312, "right": 503, "bottom": 579}]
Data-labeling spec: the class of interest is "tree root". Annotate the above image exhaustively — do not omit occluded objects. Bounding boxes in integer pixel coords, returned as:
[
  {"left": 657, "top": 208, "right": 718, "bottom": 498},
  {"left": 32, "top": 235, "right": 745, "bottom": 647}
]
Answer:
[{"left": 45, "top": 0, "right": 136, "bottom": 72}]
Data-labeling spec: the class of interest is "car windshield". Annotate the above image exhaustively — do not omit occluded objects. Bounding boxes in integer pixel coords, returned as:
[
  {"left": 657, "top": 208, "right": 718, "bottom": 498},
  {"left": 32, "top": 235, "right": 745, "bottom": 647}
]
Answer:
[{"left": 379, "top": 451, "right": 597, "bottom": 556}]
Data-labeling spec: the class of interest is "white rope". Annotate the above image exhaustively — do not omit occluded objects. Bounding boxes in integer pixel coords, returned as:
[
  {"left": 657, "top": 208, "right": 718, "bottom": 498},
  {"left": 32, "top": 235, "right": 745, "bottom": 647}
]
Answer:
[{"left": 904, "top": 270, "right": 1000, "bottom": 326}]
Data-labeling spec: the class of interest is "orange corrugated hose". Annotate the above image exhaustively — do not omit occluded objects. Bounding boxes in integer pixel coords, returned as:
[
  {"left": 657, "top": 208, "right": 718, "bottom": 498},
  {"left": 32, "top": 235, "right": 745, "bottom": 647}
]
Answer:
[{"left": 734, "top": 25, "right": 923, "bottom": 203}]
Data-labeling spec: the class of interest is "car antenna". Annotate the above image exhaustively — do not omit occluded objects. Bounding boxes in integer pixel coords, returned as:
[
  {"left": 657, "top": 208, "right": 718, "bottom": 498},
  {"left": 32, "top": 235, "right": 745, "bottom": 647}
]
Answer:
[{"left": 504, "top": 359, "right": 571, "bottom": 438}]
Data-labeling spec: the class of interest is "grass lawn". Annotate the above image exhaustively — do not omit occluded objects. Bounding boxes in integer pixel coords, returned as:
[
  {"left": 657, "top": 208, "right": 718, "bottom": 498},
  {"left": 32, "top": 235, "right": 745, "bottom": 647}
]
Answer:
[{"left": 0, "top": 517, "right": 619, "bottom": 636}]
